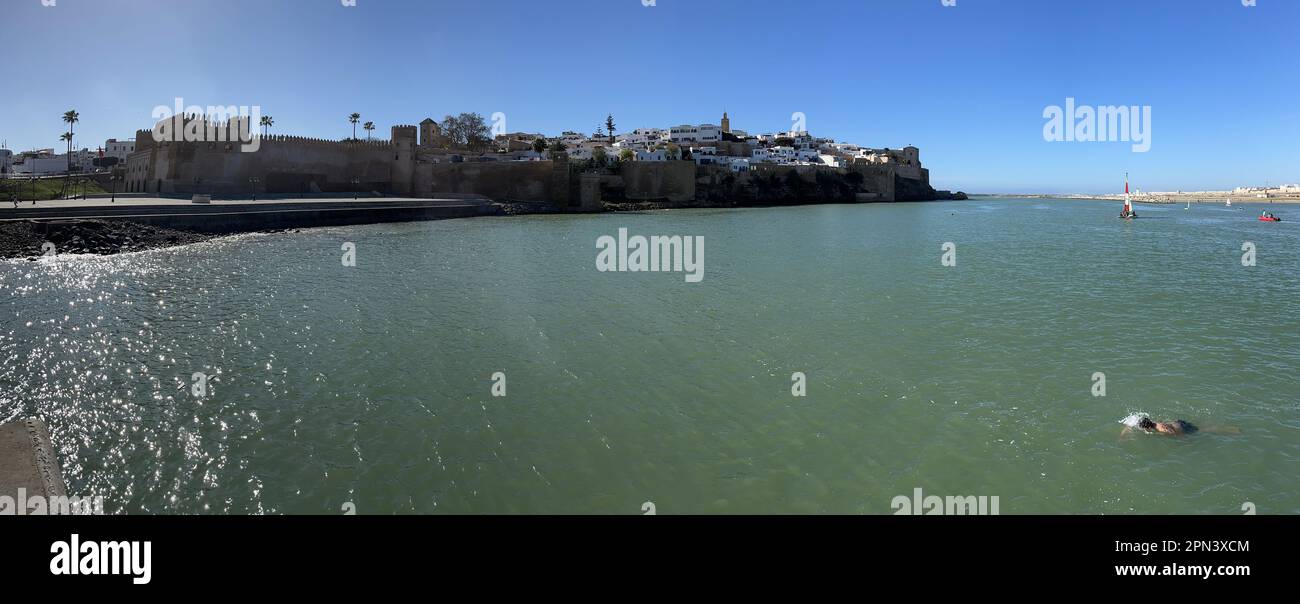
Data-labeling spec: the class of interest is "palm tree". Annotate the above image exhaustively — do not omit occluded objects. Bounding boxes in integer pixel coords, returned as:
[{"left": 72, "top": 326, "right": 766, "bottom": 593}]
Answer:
[
  {"left": 363, "top": 121, "right": 375, "bottom": 140},
  {"left": 62, "top": 110, "right": 79, "bottom": 173},
  {"left": 348, "top": 113, "right": 361, "bottom": 141},
  {"left": 259, "top": 115, "right": 274, "bottom": 137}
]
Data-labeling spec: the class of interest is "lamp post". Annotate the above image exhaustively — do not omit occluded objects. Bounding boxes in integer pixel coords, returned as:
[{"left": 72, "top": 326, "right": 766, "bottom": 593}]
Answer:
[
  {"left": 110, "top": 174, "right": 120, "bottom": 203},
  {"left": 249, "top": 176, "right": 260, "bottom": 201},
  {"left": 30, "top": 176, "right": 37, "bottom": 205}
]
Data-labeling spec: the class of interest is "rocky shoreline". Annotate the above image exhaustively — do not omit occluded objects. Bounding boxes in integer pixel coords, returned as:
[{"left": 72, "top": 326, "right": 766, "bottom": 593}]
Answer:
[{"left": 0, "top": 219, "right": 216, "bottom": 259}]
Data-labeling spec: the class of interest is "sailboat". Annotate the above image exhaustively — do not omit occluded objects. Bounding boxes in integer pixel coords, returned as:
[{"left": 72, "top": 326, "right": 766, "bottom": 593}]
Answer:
[
  {"left": 1226, "top": 198, "right": 1232, "bottom": 207},
  {"left": 1185, "top": 200, "right": 1190, "bottom": 210},
  {"left": 1120, "top": 173, "right": 1137, "bottom": 219}
]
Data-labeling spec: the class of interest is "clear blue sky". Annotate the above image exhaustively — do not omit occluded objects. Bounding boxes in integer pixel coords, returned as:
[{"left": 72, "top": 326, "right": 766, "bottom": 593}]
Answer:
[{"left": 2, "top": 0, "right": 1296, "bottom": 194}]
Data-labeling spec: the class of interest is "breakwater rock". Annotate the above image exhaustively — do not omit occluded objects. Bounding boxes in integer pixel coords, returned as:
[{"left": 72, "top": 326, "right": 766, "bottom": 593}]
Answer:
[{"left": 0, "top": 219, "right": 214, "bottom": 259}]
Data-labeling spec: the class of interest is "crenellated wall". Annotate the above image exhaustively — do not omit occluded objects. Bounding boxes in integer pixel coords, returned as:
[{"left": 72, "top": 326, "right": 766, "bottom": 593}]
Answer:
[{"left": 132, "top": 136, "right": 400, "bottom": 196}]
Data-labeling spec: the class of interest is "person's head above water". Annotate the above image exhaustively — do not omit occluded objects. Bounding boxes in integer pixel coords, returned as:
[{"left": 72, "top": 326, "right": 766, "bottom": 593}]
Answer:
[{"left": 1134, "top": 417, "right": 1198, "bottom": 435}]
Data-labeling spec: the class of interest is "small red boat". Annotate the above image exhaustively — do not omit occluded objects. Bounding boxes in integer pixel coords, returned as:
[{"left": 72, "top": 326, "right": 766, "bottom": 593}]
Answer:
[{"left": 1259, "top": 216, "right": 1281, "bottom": 222}]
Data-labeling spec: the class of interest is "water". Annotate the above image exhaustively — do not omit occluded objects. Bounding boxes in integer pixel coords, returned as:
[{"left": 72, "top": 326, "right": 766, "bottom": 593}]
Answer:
[{"left": 2, "top": 198, "right": 1298, "bottom": 514}]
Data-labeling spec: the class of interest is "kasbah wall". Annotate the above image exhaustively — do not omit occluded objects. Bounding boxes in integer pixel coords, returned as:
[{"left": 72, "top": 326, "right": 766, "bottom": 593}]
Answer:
[
  {"left": 124, "top": 116, "right": 920, "bottom": 203},
  {"left": 126, "top": 117, "right": 562, "bottom": 202}
]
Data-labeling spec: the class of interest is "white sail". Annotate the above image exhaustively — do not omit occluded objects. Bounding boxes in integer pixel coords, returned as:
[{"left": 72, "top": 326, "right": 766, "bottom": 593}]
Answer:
[{"left": 1122, "top": 173, "right": 1133, "bottom": 216}]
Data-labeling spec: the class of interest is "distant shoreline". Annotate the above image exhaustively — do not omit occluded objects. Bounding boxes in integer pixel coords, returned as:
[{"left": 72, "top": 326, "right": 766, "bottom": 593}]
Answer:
[{"left": 970, "top": 194, "right": 1300, "bottom": 204}]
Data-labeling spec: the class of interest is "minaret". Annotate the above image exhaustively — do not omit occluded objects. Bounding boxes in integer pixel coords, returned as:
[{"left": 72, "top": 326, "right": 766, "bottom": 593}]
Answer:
[{"left": 720, "top": 111, "right": 730, "bottom": 134}]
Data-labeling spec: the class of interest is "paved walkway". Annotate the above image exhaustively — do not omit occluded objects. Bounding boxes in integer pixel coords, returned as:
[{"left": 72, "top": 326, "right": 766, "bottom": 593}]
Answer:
[
  {"left": 0, "top": 419, "right": 65, "bottom": 501},
  {"left": 2, "top": 196, "right": 485, "bottom": 211}
]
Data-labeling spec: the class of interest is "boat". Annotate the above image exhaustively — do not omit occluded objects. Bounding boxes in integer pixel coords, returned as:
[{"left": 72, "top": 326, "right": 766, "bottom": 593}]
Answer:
[
  {"left": 1185, "top": 200, "right": 1190, "bottom": 210},
  {"left": 1226, "top": 199, "right": 1232, "bottom": 207},
  {"left": 1120, "top": 173, "right": 1137, "bottom": 219},
  {"left": 1259, "top": 216, "right": 1281, "bottom": 222}
]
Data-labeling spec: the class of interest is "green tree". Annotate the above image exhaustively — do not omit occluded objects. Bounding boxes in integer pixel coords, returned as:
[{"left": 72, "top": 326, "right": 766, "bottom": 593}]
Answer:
[
  {"left": 363, "top": 121, "right": 375, "bottom": 140},
  {"left": 619, "top": 148, "right": 634, "bottom": 162},
  {"left": 593, "top": 146, "right": 607, "bottom": 166},
  {"left": 259, "top": 115, "right": 274, "bottom": 137},
  {"left": 440, "top": 113, "right": 491, "bottom": 150},
  {"left": 605, "top": 114, "right": 616, "bottom": 144},
  {"left": 348, "top": 113, "right": 361, "bottom": 140},
  {"left": 532, "top": 137, "right": 548, "bottom": 154},
  {"left": 62, "top": 110, "right": 79, "bottom": 173},
  {"left": 440, "top": 115, "right": 463, "bottom": 148},
  {"left": 460, "top": 113, "right": 491, "bottom": 151}
]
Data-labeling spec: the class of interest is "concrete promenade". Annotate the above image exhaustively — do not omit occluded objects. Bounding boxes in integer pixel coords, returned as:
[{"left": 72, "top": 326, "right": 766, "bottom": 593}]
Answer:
[
  {"left": 0, "top": 419, "right": 66, "bottom": 502},
  {"left": 0, "top": 196, "right": 497, "bottom": 233}
]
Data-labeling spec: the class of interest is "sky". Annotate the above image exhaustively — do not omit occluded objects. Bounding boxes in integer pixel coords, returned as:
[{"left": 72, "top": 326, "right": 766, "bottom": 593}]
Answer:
[{"left": 1, "top": 0, "right": 1296, "bottom": 194}]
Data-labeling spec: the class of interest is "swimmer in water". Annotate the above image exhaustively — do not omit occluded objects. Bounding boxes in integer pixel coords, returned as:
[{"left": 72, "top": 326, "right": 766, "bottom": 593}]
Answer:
[
  {"left": 1134, "top": 417, "right": 1197, "bottom": 435},
  {"left": 1120, "top": 416, "right": 1239, "bottom": 438}
]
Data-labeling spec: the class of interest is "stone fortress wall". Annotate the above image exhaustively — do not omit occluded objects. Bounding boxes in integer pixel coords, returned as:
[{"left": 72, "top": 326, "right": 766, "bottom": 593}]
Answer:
[{"left": 123, "top": 115, "right": 939, "bottom": 204}]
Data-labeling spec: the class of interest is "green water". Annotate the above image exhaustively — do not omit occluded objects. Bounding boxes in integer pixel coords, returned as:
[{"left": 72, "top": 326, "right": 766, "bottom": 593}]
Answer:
[{"left": 2, "top": 198, "right": 1297, "bottom": 514}]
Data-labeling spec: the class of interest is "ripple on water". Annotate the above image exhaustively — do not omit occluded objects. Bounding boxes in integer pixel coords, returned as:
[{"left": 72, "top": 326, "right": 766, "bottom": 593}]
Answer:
[{"left": 2, "top": 201, "right": 1298, "bottom": 513}]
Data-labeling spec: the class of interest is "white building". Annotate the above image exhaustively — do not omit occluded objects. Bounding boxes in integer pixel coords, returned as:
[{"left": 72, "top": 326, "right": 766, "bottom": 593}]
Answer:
[
  {"left": 103, "top": 139, "right": 135, "bottom": 163},
  {"left": 565, "top": 139, "right": 614, "bottom": 162},
  {"left": 818, "top": 154, "right": 845, "bottom": 168},
  {"left": 9, "top": 149, "right": 97, "bottom": 176},
  {"left": 617, "top": 128, "right": 667, "bottom": 148},
  {"left": 767, "top": 146, "right": 796, "bottom": 163},
  {"left": 691, "top": 146, "right": 719, "bottom": 165},
  {"left": 635, "top": 149, "right": 668, "bottom": 162},
  {"left": 723, "top": 157, "right": 750, "bottom": 172},
  {"left": 557, "top": 131, "right": 588, "bottom": 148},
  {"left": 795, "top": 148, "right": 821, "bottom": 162},
  {"left": 669, "top": 124, "right": 721, "bottom": 144}
]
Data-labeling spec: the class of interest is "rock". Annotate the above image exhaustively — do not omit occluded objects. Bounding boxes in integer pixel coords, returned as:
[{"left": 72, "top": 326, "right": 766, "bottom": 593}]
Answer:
[{"left": 0, "top": 220, "right": 215, "bottom": 259}]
